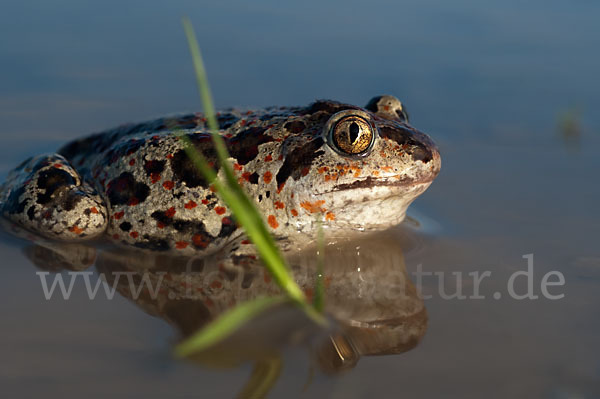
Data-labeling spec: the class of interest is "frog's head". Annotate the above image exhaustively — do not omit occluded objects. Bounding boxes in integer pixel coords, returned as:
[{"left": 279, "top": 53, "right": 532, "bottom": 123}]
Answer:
[{"left": 276, "top": 95, "right": 441, "bottom": 233}]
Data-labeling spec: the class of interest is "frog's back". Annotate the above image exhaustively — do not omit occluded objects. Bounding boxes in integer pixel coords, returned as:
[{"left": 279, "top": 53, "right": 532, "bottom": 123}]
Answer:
[{"left": 55, "top": 107, "right": 307, "bottom": 253}]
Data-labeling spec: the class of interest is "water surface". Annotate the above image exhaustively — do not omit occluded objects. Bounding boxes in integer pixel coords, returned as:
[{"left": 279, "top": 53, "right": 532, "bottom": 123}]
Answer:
[{"left": 1, "top": 1, "right": 599, "bottom": 398}]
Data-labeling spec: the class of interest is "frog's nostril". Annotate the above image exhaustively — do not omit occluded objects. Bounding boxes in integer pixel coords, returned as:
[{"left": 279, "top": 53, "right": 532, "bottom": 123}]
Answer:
[{"left": 412, "top": 146, "right": 432, "bottom": 163}]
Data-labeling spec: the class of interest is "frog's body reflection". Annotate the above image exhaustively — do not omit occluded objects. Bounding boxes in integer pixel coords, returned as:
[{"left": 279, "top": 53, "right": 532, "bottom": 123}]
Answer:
[{"left": 8, "top": 217, "right": 426, "bottom": 391}]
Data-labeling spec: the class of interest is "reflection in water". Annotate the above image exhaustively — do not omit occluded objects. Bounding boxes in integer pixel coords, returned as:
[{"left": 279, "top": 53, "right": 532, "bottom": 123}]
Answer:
[{"left": 8, "top": 216, "right": 426, "bottom": 394}]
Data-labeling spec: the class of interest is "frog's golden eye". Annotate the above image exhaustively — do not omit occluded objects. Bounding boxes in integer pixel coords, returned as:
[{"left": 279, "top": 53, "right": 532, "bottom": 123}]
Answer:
[{"left": 330, "top": 116, "right": 375, "bottom": 156}]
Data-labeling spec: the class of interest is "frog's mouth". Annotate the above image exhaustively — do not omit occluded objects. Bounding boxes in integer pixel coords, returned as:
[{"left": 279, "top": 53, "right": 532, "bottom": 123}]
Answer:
[
  {"left": 311, "top": 176, "right": 436, "bottom": 231},
  {"left": 327, "top": 174, "right": 435, "bottom": 192}
]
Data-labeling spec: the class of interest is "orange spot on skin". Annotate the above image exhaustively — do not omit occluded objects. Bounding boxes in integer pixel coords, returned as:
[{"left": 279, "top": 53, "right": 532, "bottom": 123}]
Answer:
[
  {"left": 372, "top": 170, "right": 380, "bottom": 176},
  {"left": 301, "top": 167, "right": 309, "bottom": 176},
  {"left": 268, "top": 215, "right": 279, "bottom": 229},
  {"left": 150, "top": 173, "right": 161, "bottom": 183},
  {"left": 263, "top": 171, "right": 272, "bottom": 184},
  {"left": 242, "top": 172, "right": 251, "bottom": 182},
  {"left": 163, "top": 181, "right": 174, "bottom": 190},
  {"left": 129, "top": 159, "right": 135, "bottom": 166},
  {"left": 210, "top": 280, "right": 222, "bottom": 289},
  {"left": 114, "top": 211, "right": 124, "bottom": 220},
  {"left": 264, "top": 154, "right": 272, "bottom": 162},
  {"left": 277, "top": 154, "right": 283, "bottom": 161},
  {"left": 90, "top": 207, "right": 98, "bottom": 214},
  {"left": 215, "top": 206, "right": 226, "bottom": 215},
  {"left": 233, "top": 163, "right": 243, "bottom": 171},
  {"left": 69, "top": 225, "right": 83, "bottom": 234},
  {"left": 274, "top": 201, "right": 285, "bottom": 209},
  {"left": 263, "top": 271, "right": 272, "bottom": 283},
  {"left": 277, "top": 182, "right": 285, "bottom": 193},
  {"left": 175, "top": 241, "right": 189, "bottom": 249},
  {"left": 157, "top": 222, "right": 165, "bottom": 229},
  {"left": 127, "top": 197, "right": 139, "bottom": 206},
  {"left": 381, "top": 166, "right": 393, "bottom": 172},
  {"left": 184, "top": 200, "right": 197, "bottom": 209},
  {"left": 324, "top": 175, "right": 331, "bottom": 182},
  {"left": 325, "top": 212, "right": 336, "bottom": 221},
  {"left": 300, "top": 200, "right": 326, "bottom": 214},
  {"left": 380, "top": 150, "right": 387, "bottom": 158},
  {"left": 291, "top": 209, "right": 298, "bottom": 217},
  {"left": 201, "top": 199, "right": 209, "bottom": 205},
  {"left": 318, "top": 166, "right": 328, "bottom": 174},
  {"left": 192, "top": 234, "right": 208, "bottom": 248},
  {"left": 165, "top": 207, "right": 176, "bottom": 218},
  {"left": 209, "top": 185, "right": 217, "bottom": 193},
  {"left": 166, "top": 153, "right": 173, "bottom": 159},
  {"left": 130, "top": 231, "right": 139, "bottom": 239},
  {"left": 241, "top": 239, "right": 251, "bottom": 245}
]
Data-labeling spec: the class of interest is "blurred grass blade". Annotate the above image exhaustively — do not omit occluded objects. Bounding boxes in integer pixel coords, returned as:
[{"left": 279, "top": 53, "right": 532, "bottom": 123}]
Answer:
[
  {"left": 175, "top": 296, "right": 288, "bottom": 357},
  {"left": 181, "top": 17, "right": 319, "bottom": 313},
  {"left": 313, "top": 221, "right": 325, "bottom": 312},
  {"left": 237, "top": 357, "right": 283, "bottom": 399}
]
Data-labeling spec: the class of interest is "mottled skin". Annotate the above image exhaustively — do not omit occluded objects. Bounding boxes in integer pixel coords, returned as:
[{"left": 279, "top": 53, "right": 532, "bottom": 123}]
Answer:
[{"left": 0, "top": 95, "right": 440, "bottom": 254}]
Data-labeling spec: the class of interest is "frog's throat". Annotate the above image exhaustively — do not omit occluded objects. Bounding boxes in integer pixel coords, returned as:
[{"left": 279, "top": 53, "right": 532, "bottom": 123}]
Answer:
[{"left": 313, "top": 180, "right": 434, "bottom": 231}]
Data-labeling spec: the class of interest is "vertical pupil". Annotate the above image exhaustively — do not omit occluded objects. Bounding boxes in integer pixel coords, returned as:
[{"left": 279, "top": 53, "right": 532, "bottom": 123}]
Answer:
[{"left": 348, "top": 122, "right": 360, "bottom": 143}]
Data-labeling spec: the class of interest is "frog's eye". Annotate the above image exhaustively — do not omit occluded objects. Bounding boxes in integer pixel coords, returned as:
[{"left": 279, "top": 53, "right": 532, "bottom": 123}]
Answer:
[{"left": 330, "top": 115, "right": 375, "bottom": 156}]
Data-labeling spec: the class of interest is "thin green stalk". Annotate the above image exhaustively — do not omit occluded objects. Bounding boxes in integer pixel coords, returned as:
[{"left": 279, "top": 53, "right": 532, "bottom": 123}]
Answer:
[{"left": 179, "top": 18, "right": 326, "bottom": 327}]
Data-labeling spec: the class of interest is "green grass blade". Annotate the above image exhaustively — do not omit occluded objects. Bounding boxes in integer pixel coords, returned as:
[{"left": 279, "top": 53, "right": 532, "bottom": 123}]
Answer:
[
  {"left": 174, "top": 296, "right": 288, "bottom": 357},
  {"left": 181, "top": 18, "right": 317, "bottom": 311},
  {"left": 237, "top": 357, "right": 283, "bottom": 399}
]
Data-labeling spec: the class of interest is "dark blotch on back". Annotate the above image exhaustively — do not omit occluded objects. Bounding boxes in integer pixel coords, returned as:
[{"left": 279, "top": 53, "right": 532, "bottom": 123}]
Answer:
[
  {"left": 284, "top": 120, "right": 306, "bottom": 133},
  {"left": 36, "top": 168, "right": 77, "bottom": 205},
  {"left": 144, "top": 160, "right": 165, "bottom": 175},
  {"left": 276, "top": 137, "right": 325, "bottom": 187},
  {"left": 248, "top": 172, "right": 259, "bottom": 184},
  {"left": 170, "top": 134, "right": 217, "bottom": 188},
  {"left": 106, "top": 172, "right": 150, "bottom": 206},
  {"left": 228, "top": 126, "right": 274, "bottom": 165}
]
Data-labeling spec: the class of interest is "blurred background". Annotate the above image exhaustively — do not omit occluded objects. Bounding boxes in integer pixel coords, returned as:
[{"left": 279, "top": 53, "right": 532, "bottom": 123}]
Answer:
[{"left": 1, "top": 0, "right": 599, "bottom": 398}]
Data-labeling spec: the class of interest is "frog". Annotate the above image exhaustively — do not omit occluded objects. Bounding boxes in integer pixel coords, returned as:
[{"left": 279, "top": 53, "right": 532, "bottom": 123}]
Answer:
[{"left": 0, "top": 95, "right": 441, "bottom": 255}]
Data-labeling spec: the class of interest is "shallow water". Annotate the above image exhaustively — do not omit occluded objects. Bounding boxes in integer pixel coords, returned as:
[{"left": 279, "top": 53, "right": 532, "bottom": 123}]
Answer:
[{"left": 1, "top": 1, "right": 599, "bottom": 398}]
